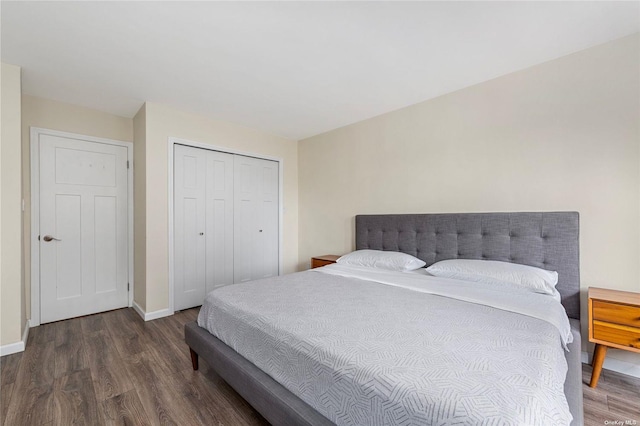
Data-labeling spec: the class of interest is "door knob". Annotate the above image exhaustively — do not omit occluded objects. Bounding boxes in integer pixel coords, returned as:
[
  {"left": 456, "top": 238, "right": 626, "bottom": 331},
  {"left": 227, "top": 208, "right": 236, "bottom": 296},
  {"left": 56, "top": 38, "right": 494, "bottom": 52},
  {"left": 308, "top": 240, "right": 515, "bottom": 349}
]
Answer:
[
  {"left": 259, "top": 230, "right": 263, "bottom": 233},
  {"left": 43, "top": 235, "right": 62, "bottom": 242}
]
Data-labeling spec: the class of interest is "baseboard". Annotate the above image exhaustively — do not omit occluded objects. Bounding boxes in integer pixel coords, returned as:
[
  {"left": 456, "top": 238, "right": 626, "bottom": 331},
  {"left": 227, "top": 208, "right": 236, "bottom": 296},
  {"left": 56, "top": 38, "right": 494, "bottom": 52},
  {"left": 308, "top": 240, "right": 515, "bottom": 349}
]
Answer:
[
  {"left": 0, "top": 320, "right": 30, "bottom": 356},
  {"left": 132, "top": 301, "right": 146, "bottom": 320},
  {"left": 582, "top": 351, "right": 640, "bottom": 379},
  {"left": 132, "top": 301, "right": 173, "bottom": 321}
]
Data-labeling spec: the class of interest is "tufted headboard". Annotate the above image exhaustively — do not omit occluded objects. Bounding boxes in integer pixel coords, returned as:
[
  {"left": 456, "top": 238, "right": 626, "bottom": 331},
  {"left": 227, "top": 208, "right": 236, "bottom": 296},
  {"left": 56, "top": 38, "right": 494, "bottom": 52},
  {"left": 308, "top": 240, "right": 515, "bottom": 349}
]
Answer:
[{"left": 355, "top": 212, "right": 580, "bottom": 319}]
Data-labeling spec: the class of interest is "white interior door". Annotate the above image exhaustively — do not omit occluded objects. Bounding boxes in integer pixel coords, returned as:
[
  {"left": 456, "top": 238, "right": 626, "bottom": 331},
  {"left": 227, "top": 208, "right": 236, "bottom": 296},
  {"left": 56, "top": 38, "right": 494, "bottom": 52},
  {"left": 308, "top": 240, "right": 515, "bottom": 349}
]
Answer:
[
  {"left": 174, "top": 145, "right": 207, "bottom": 310},
  {"left": 234, "top": 155, "right": 279, "bottom": 282},
  {"left": 39, "top": 134, "right": 129, "bottom": 323}
]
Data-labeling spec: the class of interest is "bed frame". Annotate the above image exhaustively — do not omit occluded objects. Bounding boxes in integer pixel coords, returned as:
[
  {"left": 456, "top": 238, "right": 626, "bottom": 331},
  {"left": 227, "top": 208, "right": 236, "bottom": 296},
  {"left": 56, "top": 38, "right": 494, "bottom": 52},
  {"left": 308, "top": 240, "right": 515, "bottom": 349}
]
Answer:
[{"left": 185, "top": 211, "right": 583, "bottom": 425}]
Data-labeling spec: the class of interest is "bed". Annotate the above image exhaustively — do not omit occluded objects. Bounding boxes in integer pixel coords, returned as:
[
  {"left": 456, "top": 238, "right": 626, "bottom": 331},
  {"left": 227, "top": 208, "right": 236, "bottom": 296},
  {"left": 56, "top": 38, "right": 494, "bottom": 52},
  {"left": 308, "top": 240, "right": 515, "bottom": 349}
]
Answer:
[{"left": 185, "top": 212, "right": 583, "bottom": 425}]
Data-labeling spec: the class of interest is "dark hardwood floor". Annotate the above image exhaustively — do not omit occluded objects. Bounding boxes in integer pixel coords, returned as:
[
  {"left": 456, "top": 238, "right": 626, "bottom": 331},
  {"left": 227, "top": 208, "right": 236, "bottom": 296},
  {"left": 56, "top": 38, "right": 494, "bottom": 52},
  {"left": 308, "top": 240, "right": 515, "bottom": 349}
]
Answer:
[
  {"left": 1, "top": 308, "right": 268, "bottom": 426},
  {"left": 1, "top": 307, "right": 638, "bottom": 425}
]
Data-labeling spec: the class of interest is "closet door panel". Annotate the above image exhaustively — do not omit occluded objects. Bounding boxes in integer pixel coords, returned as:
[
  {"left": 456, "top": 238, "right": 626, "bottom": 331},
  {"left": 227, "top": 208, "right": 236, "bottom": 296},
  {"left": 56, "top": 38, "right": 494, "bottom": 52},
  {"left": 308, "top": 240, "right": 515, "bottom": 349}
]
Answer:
[
  {"left": 174, "top": 145, "right": 207, "bottom": 310},
  {"left": 258, "top": 161, "right": 279, "bottom": 279},
  {"left": 234, "top": 157, "right": 258, "bottom": 283},
  {"left": 234, "top": 155, "right": 279, "bottom": 283},
  {"left": 205, "top": 151, "right": 234, "bottom": 292},
  {"left": 182, "top": 198, "right": 200, "bottom": 292}
]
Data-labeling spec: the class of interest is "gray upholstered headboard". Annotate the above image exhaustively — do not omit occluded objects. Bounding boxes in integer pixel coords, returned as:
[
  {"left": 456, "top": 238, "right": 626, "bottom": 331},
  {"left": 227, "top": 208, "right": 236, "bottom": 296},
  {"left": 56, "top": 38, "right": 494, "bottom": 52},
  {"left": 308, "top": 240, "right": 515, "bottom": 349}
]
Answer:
[{"left": 355, "top": 212, "right": 580, "bottom": 320}]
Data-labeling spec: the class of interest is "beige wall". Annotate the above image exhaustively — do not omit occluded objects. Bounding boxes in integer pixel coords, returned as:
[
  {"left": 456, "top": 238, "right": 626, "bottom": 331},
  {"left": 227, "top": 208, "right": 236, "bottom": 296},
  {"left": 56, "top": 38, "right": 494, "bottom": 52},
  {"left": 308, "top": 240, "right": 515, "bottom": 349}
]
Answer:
[
  {"left": 1, "top": 63, "right": 24, "bottom": 347},
  {"left": 140, "top": 102, "right": 298, "bottom": 313},
  {"left": 21, "top": 95, "right": 134, "bottom": 319},
  {"left": 298, "top": 34, "right": 640, "bottom": 364},
  {"left": 133, "top": 104, "right": 147, "bottom": 310}
]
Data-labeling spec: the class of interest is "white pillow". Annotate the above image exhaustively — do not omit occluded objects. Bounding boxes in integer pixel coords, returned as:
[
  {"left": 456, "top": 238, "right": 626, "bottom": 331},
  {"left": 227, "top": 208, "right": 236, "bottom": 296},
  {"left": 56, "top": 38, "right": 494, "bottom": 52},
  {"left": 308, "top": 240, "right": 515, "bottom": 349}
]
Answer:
[
  {"left": 337, "top": 249, "right": 426, "bottom": 272},
  {"left": 425, "top": 259, "right": 559, "bottom": 296}
]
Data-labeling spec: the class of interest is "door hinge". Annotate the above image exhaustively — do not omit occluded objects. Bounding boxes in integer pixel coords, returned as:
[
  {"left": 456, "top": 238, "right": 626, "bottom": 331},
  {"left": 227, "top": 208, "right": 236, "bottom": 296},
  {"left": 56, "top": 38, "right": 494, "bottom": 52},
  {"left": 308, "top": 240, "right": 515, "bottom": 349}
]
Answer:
[
  {"left": 127, "top": 283, "right": 130, "bottom": 291},
  {"left": 38, "top": 235, "right": 41, "bottom": 241},
  {"left": 127, "top": 160, "right": 130, "bottom": 169}
]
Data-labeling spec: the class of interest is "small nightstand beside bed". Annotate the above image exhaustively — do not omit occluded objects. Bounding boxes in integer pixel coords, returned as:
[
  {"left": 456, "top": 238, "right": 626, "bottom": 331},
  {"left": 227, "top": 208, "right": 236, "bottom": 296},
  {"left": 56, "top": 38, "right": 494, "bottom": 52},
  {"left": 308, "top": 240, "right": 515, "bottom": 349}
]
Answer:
[
  {"left": 588, "top": 287, "right": 640, "bottom": 388},
  {"left": 185, "top": 212, "right": 583, "bottom": 425}
]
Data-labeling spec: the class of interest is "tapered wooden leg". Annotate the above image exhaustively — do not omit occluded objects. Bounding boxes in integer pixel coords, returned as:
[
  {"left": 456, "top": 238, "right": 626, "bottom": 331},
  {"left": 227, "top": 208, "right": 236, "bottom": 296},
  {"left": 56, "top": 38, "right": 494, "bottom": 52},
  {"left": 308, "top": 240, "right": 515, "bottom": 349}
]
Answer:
[
  {"left": 589, "top": 344, "right": 608, "bottom": 388},
  {"left": 190, "top": 347, "right": 199, "bottom": 370}
]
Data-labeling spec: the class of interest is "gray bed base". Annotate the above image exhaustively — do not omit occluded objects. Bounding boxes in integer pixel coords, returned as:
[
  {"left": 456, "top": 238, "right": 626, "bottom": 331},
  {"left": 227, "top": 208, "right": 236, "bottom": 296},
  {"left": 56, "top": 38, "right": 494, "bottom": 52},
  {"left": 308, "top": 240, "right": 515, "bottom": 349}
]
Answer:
[
  {"left": 185, "top": 212, "right": 584, "bottom": 425},
  {"left": 185, "top": 322, "right": 334, "bottom": 426}
]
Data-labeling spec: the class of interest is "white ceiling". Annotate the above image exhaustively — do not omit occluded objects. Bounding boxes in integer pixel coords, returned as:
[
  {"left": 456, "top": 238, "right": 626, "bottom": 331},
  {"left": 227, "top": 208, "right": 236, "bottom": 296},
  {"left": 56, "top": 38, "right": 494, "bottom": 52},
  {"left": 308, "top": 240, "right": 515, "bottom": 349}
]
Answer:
[{"left": 2, "top": 2, "right": 638, "bottom": 140}]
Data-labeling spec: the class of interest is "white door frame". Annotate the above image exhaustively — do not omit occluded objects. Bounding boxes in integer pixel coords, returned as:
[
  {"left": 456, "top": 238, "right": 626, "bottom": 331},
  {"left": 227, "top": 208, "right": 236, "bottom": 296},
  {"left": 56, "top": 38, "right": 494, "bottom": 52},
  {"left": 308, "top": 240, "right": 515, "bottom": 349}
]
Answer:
[
  {"left": 168, "top": 137, "right": 284, "bottom": 314},
  {"left": 30, "top": 127, "right": 134, "bottom": 327}
]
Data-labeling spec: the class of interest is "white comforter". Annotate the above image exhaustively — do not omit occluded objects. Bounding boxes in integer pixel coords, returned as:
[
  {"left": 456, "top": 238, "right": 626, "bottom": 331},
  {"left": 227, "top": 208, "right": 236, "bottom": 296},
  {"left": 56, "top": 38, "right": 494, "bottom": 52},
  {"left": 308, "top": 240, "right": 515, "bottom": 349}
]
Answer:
[{"left": 198, "top": 264, "right": 573, "bottom": 425}]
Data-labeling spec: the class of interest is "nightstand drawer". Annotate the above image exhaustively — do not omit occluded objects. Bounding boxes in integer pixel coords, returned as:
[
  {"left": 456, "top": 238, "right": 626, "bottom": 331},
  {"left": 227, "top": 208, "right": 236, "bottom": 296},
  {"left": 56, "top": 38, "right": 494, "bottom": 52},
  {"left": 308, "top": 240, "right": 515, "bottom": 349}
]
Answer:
[
  {"left": 592, "top": 300, "right": 640, "bottom": 327},
  {"left": 593, "top": 320, "right": 640, "bottom": 349}
]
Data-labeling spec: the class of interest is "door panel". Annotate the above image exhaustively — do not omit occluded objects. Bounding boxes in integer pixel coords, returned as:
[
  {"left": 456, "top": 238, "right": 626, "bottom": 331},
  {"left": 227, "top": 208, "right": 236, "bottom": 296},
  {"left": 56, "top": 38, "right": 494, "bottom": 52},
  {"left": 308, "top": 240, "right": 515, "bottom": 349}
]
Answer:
[
  {"left": 54, "top": 147, "right": 117, "bottom": 187},
  {"left": 205, "top": 151, "right": 234, "bottom": 292},
  {"left": 234, "top": 156, "right": 279, "bottom": 282},
  {"left": 210, "top": 199, "right": 228, "bottom": 285},
  {"left": 235, "top": 198, "right": 254, "bottom": 283},
  {"left": 174, "top": 145, "right": 206, "bottom": 310},
  {"left": 40, "top": 134, "right": 128, "bottom": 323},
  {"left": 259, "top": 163, "right": 279, "bottom": 279},
  {"left": 182, "top": 197, "right": 200, "bottom": 292},
  {"left": 261, "top": 199, "right": 279, "bottom": 278},
  {"left": 233, "top": 155, "right": 256, "bottom": 283},
  {"left": 54, "top": 194, "right": 82, "bottom": 299},
  {"left": 95, "top": 196, "right": 117, "bottom": 293}
]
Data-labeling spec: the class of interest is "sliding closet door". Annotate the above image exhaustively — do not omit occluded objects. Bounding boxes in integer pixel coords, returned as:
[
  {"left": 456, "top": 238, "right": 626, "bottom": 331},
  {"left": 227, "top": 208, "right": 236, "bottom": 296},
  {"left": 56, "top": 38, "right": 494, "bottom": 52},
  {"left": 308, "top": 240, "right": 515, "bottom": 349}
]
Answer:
[
  {"left": 234, "top": 155, "right": 279, "bottom": 283},
  {"left": 174, "top": 145, "right": 207, "bottom": 310}
]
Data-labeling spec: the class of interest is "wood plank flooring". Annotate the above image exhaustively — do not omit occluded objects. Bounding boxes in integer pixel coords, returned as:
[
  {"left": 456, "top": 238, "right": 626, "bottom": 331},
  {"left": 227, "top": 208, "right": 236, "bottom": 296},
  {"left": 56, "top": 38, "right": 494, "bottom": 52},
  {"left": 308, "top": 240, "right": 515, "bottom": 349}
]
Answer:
[
  {"left": 1, "top": 308, "right": 268, "bottom": 426},
  {"left": 1, "top": 307, "right": 638, "bottom": 425},
  {"left": 583, "top": 364, "right": 640, "bottom": 426}
]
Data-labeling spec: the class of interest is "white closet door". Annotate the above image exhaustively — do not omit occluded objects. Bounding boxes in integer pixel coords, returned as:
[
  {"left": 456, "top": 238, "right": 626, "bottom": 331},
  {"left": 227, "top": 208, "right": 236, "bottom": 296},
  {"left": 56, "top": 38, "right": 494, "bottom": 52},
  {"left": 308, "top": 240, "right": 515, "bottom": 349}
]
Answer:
[
  {"left": 174, "top": 145, "right": 207, "bottom": 310},
  {"left": 175, "top": 145, "right": 279, "bottom": 310},
  {"left": 205, "top": 150, "right": 234, "bottom": 292},
  {"left": 234, "top": 155, "right": 279, "bottom": 282},
  {"left": 256, "top": 157, "right": 279, "bottom": 279}
]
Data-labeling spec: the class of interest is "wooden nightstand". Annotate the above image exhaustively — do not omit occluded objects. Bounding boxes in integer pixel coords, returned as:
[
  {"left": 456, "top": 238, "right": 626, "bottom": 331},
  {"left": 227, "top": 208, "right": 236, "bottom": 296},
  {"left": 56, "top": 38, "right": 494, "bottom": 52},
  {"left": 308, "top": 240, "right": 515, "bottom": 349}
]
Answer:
[
  {"left": 311, "top": 255, "right": 340, "bottom": 269},
  {"left": 588, "top": 287, "right": 640, "bottom": 387}
]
